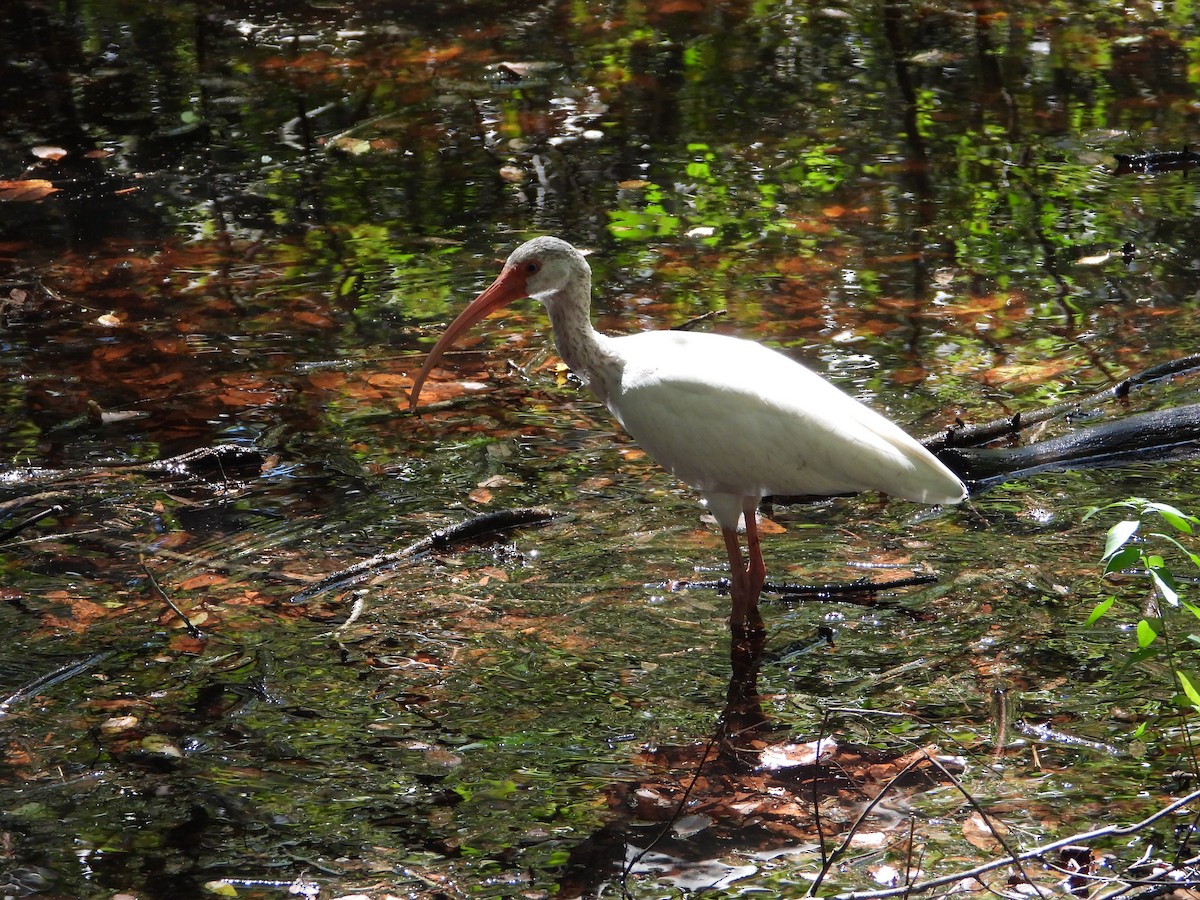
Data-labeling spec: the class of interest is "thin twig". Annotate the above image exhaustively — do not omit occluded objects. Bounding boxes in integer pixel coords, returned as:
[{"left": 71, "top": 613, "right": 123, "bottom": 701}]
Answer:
[
  {"left": 672, "top": 308, "right": 728, "bottom": 332},
  {"left": 813, "top": 708, "right": 835, "bottom": 874},
  {"left": 620, "top": 732, "right": 720, "bottom": 899},
  {"left": 808, "top": 751, "right": 940, "bottom": 896},
  {"left": 141, "top": 555, "right": 204, "bottom": 639},
  {"left": 0, "top": 504, "right": 65, "bottom": 543},
  {"left": 923, "top": 753, "right": 1047, "bottom": 900},
  {"left": 829, "top": 787, "right": 1200, "bottom": 900}
]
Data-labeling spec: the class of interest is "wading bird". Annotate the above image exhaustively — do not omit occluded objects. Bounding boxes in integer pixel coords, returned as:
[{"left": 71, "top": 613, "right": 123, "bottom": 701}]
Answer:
[{"left": 409, "top": 237, "right": 965, "bottom": 637}]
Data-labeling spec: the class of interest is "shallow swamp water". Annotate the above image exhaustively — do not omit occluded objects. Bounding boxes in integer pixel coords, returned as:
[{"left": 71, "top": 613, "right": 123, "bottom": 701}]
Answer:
[{"left": 2, "top": 1, "right": 1200, "bottom": 897}]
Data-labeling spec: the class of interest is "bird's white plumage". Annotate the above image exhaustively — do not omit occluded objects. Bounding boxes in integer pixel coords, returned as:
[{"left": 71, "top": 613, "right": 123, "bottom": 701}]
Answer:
[
  {"left": 593, "top": 329, "right": 964, "bottom": 530},
  {"left": 409, "top": 236, "right": 966, "bottom": 633}
]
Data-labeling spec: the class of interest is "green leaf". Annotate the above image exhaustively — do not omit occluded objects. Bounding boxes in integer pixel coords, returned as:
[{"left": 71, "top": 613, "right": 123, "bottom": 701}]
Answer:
[
  {"left": 1147, "top": 532, "right": 1200, "bottom": 571},
  {"left": 1086, "top": 596, "right": 1115, "bottom": 625},
  {"left": 1136, "top": 618, "right": 1160, "bottom": 648},
  {"left": 1103, "top": 544, "right": 1141, "bottom": 575},
  {"left": 1103, "top": 520, "right": 1140, "bottom": 560},
  {"left": 1148, "top": 566, "right": 1180, "bottom": 606},
  {"left": 1144, "top": 501, "right": 1197, "bottom": 533},
  {"left": 1178, "top": 671, "right": 1200, "bottom": 707},
  {"left": 1127, "top": 645, "right": 1157, "bottom": 666}
]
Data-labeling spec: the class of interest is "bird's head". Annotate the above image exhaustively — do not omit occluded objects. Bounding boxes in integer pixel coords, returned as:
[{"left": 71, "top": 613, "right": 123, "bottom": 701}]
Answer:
[{"left": 407, "top": 236, "right": 591, "bottom": 411}]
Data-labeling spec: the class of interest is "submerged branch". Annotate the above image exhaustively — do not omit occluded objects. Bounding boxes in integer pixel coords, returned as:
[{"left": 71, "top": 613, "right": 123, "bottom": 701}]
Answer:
[
  {"left": 0, "top": 444, "right": 265, "bottom": 490},
  {"left": 904, "top": 354, "right": 1200, "bottom": 491},
  {"left": 0, "top": 652, "right": 115, "bottom": 718},
  {"left": 928, "top": 353, "right": 1200, "bottom": 454},
  {"left": 940, "top": 403, "right": 1200, "bottom": 485},
  {"left": 287, "top": 505, "right": 560, "bottom": 604},
  {"left": 674, "top": 574, "right": 938, "bottom": 607}
]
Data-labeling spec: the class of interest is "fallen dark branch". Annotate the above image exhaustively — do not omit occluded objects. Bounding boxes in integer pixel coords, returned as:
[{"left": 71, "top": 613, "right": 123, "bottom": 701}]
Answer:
[
  {"left": 0, "top": 444, "right": 265, "bottom": 491},
  {"left": 1114, "top": 149, "right": 1200, "bottom": 175},
  {"left": 939, "top": 403, "right": 1200, "bottom": 484},
  {"left": 676, "top": 574, "right": 937, "bottom": 605},
  {"left": 672, "top": 308, "right": 728, "bottom": 332},
  {"left": 771, "top": 573, "right": 937, "bottom": 597},
  {"left": 287, "top": 505, "right": 560, "bottom": 604},
  {"left": 0, "top": 504, "right": 65, "bottom": 542},
  {"left": 0, "top": 651, "right": 115, "bottom": 718},
  {"left": 926, "top": 353, "right": 1200, "bottom": 454}
]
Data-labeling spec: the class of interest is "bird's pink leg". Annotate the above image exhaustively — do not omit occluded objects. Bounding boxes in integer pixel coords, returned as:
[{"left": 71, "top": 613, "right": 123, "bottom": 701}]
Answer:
[
  {"left": 722, "top": 528, "right": 748, "bottom": 618},
  {"left": 723, "top": 514, "right": 766, "bottom": 638},
  {"left": 742, "top": 504, "right": 766, "bottom": 610}
]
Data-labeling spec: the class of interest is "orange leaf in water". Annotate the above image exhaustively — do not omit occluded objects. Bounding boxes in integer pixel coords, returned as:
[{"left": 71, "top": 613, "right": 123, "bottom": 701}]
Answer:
[
  {"left": 413, "top": 379, "right": 489, "bottom": 405},
  {"left": 93, "top": 345, "right": 133, "bottom": 363},
  {"left": 177, "top": 573, "right": 228, "bottom": 591},
  {"left": 963, "top": 811, "right": 1007, "bottom": 852},
  {"left": 156, "top": 532, "right": 193, "bottom": 550},
  {"left": 367, "top": 373, "right": 410, "bottom": 389},
  {"left": 292, "top": 310, "right": 335, "bottom": 328},
  {"left": 757, "top": 516, "right": 786, "bottom": 536},
  {"left": 577, "top": 475, "right": 614, "bottom": 492},
  {"left": 307, "top": 371, "right": 347, "bottom": 391},
  {"left": 657, "top": 0, "right": 706, "bottom": 12},
  {"left": 42, "top": 596, "right": 110, "bottom": 632},
  {"left": 219, "top": 389, "right": 274, "bottom": 407},
  {"left": 475, "top": 567, "right": 508, "bottom": 585},
  {"left": 0, "top": 179, "right": 59, "bottom": 201},
  {"left": 783, "top": 219, "right": 833, "bottom": 235},
  {"left": 980, "top": 359, "right": 1072, "bottom": 388},
  {"left": 890, "top": 366, "right": 928, "bottom": 385},
  {"left": 168, "top": 634, "right": 208, "bottom": 654}
]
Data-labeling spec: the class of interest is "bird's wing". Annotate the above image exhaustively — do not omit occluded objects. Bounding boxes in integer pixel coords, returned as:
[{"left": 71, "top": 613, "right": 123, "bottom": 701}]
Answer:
[{"left": 606, "top": 331, "right": 964, "bottom": 505}]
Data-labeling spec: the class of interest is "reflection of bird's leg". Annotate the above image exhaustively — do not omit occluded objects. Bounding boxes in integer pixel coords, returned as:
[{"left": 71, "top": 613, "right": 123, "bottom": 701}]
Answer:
[{"left": 719, "top": 622, "right": 770, "bottom": 766}]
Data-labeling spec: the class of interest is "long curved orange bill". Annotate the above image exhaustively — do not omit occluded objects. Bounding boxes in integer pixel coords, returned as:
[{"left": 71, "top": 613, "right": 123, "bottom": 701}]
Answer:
[{"left": 408, "top": 263, "right": 529, "bottom": 411}]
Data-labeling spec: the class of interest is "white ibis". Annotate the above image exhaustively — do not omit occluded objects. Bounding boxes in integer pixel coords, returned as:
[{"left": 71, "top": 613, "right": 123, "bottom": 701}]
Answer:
[{"left": 408, "top": 237, "right": 966, "bottom": 636}]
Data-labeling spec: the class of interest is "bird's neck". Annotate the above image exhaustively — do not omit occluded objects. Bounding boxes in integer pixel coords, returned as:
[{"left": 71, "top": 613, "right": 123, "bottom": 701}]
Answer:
[{"left": 545, "top": 286, "right": 621, "bottom": 404}]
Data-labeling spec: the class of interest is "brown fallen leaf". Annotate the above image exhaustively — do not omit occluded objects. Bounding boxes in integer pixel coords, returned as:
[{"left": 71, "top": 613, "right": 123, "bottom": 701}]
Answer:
[
  {"left": 177, "top": 573, "right": 228, "bottom": 591},
  {"left": 963, "top": 810, "right": 1008, "bottom": 852},
  {"left": 0, "top": 179, "right": 59, "bottom": 202}
]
